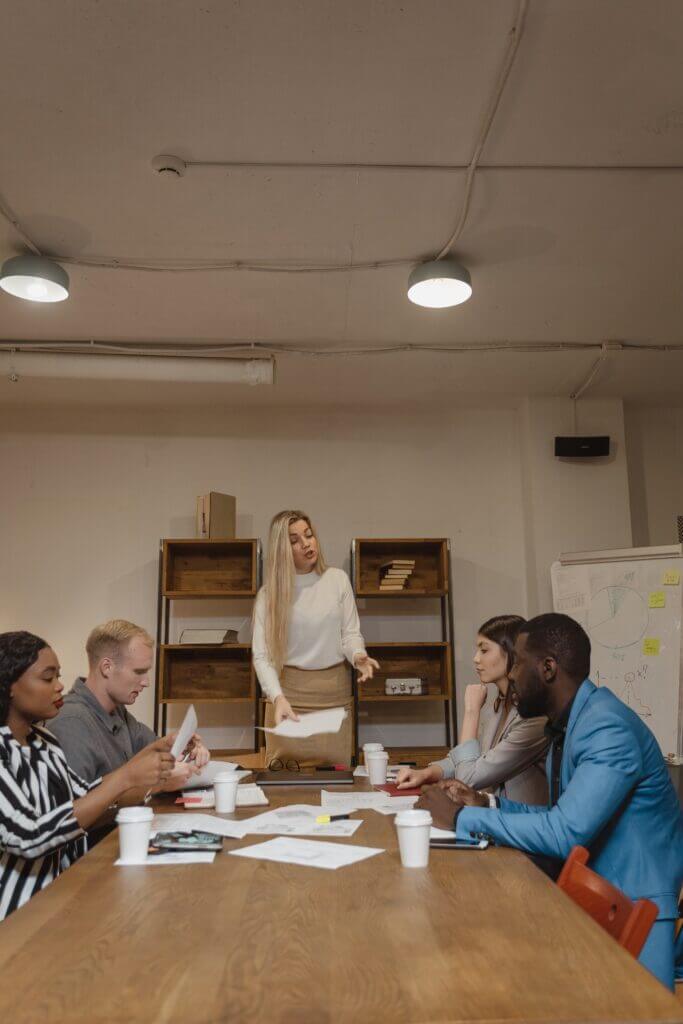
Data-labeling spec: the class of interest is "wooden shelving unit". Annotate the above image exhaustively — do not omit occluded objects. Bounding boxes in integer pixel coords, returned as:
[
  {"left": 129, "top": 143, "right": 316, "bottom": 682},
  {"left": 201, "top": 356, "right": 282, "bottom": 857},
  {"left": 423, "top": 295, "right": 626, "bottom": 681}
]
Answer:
[
  {"left": 154, "top": 539, "right": 262, "bottom": 748},
  {"left": 351, "top": 538, "right": 456, "bottom": 766}
]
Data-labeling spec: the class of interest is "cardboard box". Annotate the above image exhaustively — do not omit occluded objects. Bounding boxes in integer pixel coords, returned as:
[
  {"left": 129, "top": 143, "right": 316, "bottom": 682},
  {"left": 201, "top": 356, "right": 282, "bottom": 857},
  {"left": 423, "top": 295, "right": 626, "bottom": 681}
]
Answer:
[{"left": 196, "top": 492, "right": 236, "bottom": 539}]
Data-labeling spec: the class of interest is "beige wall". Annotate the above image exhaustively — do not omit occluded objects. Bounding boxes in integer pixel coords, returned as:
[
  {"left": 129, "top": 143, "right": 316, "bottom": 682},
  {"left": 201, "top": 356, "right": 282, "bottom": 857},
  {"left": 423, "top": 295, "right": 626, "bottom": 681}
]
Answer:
[
  {"left": 625, "top": 403, "right": 683, "bottom": 548},
  {"left": 0, "top": 396, "right": 639, "bottom": 749}
]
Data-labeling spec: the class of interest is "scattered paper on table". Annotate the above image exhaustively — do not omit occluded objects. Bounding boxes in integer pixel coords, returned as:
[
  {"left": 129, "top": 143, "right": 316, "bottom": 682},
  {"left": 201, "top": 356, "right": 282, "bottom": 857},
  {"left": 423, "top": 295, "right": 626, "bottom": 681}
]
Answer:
[
  {"left": 430, "top": 826, "right": 456, "bottom": 839},
  {"left": 229, "top": 837, "right": 383, "bottom": 870},
  {"left": 183, "top": 761, "right": 251, "bottom": 790},
  {"left": 320, "top": 790, "right": 417, "bottom": 814},
  {"left": 257, "top": 706, "right": 347, "bottom": 738},
  {"left": 353, "top": 764, "right": 401, "bottom": 779},
  {"left": 115, "top": 852, "right": 216, "bottom": 866},
  {"left": 241, "top": 804, "right": 362, "bottom": 837},
  {"left": 169, "top": 704, "right": 198, "bottom": 760},
  {"left": 371, "top": 797, "right": 419, "bottom": 815},
  {"left": 178, "top": 784, "right": 268, "bottom": 809},
  {"left": 152, "top": 813, "right": 249, "bottom": 839}
]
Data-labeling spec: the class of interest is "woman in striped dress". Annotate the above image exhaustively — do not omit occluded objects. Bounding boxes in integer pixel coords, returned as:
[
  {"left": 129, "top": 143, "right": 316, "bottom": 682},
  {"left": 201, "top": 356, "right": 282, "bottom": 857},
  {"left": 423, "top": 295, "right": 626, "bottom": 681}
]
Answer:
[{"left": 0, "top": 631, "right": 174, "bottom": 921}]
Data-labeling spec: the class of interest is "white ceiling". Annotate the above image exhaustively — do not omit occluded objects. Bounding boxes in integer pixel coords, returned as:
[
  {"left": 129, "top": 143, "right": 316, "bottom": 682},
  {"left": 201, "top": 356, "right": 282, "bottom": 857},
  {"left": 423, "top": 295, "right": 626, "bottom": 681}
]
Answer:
[{"left": 1, "top": 0, "right": 682, "bottom": 407}]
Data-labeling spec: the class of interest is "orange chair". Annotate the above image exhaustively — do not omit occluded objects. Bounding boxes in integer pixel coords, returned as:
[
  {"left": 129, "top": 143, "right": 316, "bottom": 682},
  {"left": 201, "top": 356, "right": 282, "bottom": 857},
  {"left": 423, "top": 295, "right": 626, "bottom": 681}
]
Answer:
[{"left": 558, "top": 846, "right": 658, "bottom": 959}]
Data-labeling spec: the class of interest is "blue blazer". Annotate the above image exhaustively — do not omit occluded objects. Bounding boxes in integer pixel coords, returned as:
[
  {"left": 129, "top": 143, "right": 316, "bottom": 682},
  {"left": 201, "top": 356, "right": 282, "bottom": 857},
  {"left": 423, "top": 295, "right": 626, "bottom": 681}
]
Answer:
[{"left": 457, "top": 680, "right": 683, "bottom": 920}]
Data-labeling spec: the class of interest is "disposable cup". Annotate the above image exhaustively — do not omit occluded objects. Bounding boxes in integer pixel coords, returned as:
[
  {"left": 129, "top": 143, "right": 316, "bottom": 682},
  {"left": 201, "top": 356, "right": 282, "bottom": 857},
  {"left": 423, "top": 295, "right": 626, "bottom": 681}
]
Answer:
[
  {"left": 362, "top": 742, "right": 384, "bottom": 761},
  {"left": 214, "top": 771, "right": 239, "bottom": 813},
  {"left": 395, "top": 808, "right": 432, "bottom": 868},
  {"left": 365, "top": 749, "right": 389, "bottom": 786},
  {"left": 116, "top": 806, "right": 154, "bottom": 864}
]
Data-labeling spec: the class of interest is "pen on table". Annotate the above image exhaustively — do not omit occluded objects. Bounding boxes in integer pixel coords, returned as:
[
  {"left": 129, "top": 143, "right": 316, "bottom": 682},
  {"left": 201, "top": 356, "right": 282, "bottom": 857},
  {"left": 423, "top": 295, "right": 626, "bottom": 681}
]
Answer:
[
  {"left": 315, "top": 813, "right": 351, "bottom": 824},
  {"left": 315, "top": 765, "right": 348, "bottom": 771}
]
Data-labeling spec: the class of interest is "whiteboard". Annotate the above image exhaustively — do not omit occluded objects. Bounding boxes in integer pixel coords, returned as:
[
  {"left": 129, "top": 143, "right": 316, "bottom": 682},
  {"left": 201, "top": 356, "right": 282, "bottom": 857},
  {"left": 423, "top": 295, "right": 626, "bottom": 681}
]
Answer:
[{"left": 551, "top": 545, "right": 683, "bottom": 756}]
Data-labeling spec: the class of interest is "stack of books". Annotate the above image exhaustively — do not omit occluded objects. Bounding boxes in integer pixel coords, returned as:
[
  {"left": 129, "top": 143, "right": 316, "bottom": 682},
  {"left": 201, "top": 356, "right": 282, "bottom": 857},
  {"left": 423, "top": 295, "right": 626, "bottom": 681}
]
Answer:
[{"left": 379, "top": 559, "right": 416, "bottom": 591}]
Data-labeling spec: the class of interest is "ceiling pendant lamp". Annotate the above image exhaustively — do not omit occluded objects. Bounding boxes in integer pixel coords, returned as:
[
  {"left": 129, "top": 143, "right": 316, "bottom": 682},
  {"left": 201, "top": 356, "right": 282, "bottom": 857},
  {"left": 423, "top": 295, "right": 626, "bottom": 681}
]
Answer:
[
  {"left": 0, "top": 254, "right": 70, "bottom": 303},
  {"left": 407, "top": 259, "right": 472, "bottom": 309}
]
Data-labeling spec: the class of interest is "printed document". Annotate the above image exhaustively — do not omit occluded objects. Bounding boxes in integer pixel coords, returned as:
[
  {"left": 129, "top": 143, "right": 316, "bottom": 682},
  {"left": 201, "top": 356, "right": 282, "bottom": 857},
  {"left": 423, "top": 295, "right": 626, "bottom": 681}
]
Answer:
[
  {"left": 229, "top": 837, "right": 383, "bottom": 870},
  {"left": 241, "top": 804, "right": 362, "bottom": 838}
]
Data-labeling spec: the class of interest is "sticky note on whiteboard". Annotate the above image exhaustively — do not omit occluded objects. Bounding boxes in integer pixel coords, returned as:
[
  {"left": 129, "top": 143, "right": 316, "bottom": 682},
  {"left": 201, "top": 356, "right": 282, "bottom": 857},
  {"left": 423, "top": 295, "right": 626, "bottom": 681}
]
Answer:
[
  {"left": 662, "top": 570, "right": 680, "bottom": 586},
  {"left": 648, "top": 591, "right": 666, "bottom": 609},
  {"left": 642, "top": 638, "right": 661, "bottom": 656}
]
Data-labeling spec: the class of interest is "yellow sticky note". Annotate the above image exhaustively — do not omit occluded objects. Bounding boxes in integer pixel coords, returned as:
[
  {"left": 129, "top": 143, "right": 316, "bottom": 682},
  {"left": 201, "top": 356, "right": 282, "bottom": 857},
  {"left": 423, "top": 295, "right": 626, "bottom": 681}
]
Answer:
[
  {"left": 642, "top": 638, "right": 660, "bottom": 656},
  {"left": 649, "top": 591, "right": 666, "bottom": 609},
  {"left": 662, "top": 570, "right": 680, "bottom": 586}
]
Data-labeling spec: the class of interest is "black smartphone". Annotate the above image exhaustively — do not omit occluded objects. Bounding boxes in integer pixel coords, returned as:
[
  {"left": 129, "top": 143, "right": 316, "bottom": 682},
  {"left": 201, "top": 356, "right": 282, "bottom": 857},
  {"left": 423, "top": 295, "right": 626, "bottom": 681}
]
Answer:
[
  {"left": 429, "top": 838, "right": 489, "bottom": 850},
  {"left": 150, "top": 830, "right": 224, "bottom": 852}
]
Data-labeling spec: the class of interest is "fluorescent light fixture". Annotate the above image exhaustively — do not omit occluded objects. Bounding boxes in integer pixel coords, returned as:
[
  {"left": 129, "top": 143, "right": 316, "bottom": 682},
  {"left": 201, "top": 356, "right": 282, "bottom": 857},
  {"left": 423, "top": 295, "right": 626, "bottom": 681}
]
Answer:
[
  {"left": 0, "top": 255, "right": 70, "bottom": 303},
  {"left": 0, "top": 352, "right": 274, "bottom": 385},
  {"left": 407, "top": 259, "right": 472, "bottom": 308}
]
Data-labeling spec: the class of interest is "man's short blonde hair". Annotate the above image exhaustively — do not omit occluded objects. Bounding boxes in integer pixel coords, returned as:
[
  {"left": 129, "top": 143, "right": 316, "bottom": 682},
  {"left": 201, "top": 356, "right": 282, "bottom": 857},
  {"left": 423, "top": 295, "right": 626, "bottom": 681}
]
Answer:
[{"left": 86, "top": 619, "right": 153, "bottom": 667}]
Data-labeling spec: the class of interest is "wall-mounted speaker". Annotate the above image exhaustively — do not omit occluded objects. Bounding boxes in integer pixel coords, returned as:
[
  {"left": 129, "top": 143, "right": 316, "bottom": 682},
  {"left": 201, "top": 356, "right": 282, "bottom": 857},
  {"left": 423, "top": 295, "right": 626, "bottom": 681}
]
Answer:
[{"left": 554, "top": 436, "right": 610, "bottom": 458}]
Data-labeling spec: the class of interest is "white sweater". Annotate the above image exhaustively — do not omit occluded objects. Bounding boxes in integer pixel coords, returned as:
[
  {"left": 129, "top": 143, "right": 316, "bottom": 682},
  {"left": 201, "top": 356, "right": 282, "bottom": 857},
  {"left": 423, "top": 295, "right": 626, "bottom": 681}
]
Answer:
[{"left": 252, "top": 567, "right": 367, "bottom": 701}]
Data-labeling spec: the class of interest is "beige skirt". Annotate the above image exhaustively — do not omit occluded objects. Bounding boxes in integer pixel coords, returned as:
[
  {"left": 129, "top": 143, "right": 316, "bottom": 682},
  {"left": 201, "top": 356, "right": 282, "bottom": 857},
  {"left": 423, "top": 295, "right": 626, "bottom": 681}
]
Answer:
[{"left": 264, "top": 662, "right": 353, "bottom": 769}]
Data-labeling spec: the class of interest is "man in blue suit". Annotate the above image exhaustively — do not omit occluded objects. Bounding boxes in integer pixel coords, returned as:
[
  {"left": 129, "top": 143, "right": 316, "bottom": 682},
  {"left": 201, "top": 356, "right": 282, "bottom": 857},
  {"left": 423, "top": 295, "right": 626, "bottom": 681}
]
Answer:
[{"left": 417, "top": 613, "right": 683, "bottom": 989}]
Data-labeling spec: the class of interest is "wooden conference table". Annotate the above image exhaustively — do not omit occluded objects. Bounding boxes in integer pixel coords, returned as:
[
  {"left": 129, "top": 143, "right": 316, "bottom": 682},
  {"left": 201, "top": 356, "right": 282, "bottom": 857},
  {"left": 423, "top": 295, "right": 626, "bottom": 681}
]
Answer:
[{"left": 0, "top": 781, "right": 680, "bottom": 1024}]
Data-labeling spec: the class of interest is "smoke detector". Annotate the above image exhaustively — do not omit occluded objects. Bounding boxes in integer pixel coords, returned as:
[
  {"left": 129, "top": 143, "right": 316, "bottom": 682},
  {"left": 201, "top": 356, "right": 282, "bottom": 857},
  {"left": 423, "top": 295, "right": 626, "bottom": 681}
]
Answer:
[{"left": 151, "top": 154, "right": 187, "bottom": 178}]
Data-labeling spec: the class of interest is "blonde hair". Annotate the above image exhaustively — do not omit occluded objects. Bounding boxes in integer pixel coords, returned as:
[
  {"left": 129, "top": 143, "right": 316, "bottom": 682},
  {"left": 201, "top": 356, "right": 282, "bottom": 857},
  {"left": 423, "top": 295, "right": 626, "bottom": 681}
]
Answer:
[
  {"left": 260, "top": 510, "right": 327, "bottom": 674},
  {"left": 86, "top": 619, "right": 153, "bottom": 667}
]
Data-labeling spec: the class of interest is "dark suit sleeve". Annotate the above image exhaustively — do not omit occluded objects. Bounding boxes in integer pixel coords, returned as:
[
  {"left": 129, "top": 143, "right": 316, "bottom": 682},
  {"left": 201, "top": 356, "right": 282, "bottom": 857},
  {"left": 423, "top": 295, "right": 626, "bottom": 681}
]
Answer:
[{"left": 456, "top": 711, "right": 642, "bottom": 858}]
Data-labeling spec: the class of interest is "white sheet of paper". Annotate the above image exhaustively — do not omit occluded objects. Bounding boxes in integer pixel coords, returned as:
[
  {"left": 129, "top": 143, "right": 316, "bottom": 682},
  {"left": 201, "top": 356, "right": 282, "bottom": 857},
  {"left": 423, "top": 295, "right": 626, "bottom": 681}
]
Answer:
[
  {"left": 430, "top": 826, "right": 457, "bottom": 839},
  {"left": 353, "top": 765, "right": 401, "bottom": 778},
  {"left": 170, "top": 704, "right": 198, "bottom": 760},
  {"left": 240, "top": 804, "right": 362, "bottom": 837},
  {"left": 152, "top": 813, "right": 249, "bottom": 839},
  {"left": 320, "top": 791, "right": 417, "bottom": 814},
  {"left": 115, "top": 852, "right": 215, "bottom": 866},
  {"left": 229, "top": 837, "right": 383, "bottom": 870},
  {"left": 257, "top": 706, "right": 346, "bottom": 738},
  {"left": 182, "top": 762, "right": 251, "bottom": 790},
  {"left": 180, "top": 784, "right": 269, "bottom": 809}
]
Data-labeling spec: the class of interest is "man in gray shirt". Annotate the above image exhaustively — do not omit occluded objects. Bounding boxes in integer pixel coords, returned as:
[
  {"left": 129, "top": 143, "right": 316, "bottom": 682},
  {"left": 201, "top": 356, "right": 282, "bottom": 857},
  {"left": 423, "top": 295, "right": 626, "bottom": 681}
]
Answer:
[{"left": 50, "top": 619, "right": 209, "bottom": 786}]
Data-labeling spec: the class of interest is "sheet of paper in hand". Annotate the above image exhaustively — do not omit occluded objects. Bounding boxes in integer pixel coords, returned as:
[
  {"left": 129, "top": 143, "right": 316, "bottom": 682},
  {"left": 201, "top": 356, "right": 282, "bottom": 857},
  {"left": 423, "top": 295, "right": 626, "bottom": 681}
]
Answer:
[
  {"left": 257, "top": 706, "right": 347, "bottom": 738},
  {"left": 170, "top": 704, "right": 198, "bottom": 760}
]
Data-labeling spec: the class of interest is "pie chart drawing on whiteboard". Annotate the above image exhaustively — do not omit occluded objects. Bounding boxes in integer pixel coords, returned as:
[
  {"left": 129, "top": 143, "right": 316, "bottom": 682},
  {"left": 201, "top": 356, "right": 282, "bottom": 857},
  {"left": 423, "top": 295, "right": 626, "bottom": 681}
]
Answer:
[{"left": 587, "top": 587, "right": 649, "bottom": 650}]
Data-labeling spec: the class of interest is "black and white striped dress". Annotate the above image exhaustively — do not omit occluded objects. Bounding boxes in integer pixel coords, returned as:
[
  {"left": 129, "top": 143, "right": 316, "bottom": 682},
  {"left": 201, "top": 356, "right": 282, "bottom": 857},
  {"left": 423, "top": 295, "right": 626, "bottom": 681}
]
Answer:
[{"left": 0, "top": 724, "right": 99, "bottom": 921}]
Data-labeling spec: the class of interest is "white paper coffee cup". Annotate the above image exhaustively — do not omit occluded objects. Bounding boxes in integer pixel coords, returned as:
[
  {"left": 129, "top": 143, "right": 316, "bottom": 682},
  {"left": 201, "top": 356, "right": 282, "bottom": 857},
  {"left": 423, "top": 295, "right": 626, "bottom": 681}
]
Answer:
[
  {"left": 362, "top": 742, "right": 384, "bottom": 761},
  {"left": 214, "top": 771, "right": 239, "bottom": 813},
  {"left": 365, "top": 749, "right": 389, "bottom": 785},
  {"left": 395, "top": 808, "right": 432, "bottom": 868},
  {"left": 116, "top": 806, "right": 154, "bottom": 864}
]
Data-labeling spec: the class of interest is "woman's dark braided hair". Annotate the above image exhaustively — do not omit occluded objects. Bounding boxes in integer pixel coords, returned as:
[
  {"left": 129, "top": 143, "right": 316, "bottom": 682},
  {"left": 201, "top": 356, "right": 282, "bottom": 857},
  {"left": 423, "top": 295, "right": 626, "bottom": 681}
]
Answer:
[{"left": 0, "top": 631, "right": 49, "bottom": 726}]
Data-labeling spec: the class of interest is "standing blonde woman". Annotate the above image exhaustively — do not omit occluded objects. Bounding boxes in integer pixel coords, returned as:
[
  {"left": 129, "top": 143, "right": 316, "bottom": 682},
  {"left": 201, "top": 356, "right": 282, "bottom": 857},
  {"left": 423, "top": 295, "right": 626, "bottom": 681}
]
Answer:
[{"left": 253, "top": 510, "right": 379, "bottom": 768}]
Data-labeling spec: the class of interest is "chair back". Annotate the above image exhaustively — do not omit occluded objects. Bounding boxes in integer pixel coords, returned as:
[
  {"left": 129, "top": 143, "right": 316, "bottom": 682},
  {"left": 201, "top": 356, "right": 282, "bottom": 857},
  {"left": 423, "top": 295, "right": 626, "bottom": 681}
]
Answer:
[{"left": 557, "top": 846, "right": 658, "bottom": 959}]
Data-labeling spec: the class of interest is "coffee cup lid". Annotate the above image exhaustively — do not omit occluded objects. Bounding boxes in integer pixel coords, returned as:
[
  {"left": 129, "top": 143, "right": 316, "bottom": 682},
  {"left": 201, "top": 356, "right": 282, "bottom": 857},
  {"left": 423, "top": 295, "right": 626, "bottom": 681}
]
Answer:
[
  {"left": 363, "top": 743, "right": 384, "bottom": 751},
  {"left": 395, "top": 809, "right": 432, "bottom": 827},
  {"left": 365, "top": 749, "right": 388, "bottom": 760},
  {"left": 214, "top": 771, "right": 239, "bottom": 783},
  {"left": 116, "top": 806, "right": 153, "bottom": 824}
]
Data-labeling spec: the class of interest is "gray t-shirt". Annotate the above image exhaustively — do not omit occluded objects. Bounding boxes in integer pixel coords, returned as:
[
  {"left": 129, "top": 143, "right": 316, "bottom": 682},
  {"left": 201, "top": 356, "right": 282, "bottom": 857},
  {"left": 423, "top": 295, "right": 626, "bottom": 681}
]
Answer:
[{"left": 49, "top": 677, "right": 157, "bottom": 783}]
